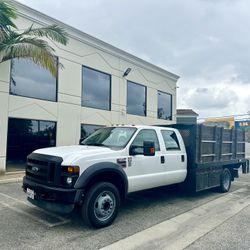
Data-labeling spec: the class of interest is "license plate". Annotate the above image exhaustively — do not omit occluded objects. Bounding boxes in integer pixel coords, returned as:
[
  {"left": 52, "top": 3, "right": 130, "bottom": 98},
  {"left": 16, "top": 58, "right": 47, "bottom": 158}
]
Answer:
[{"left": 27, "top": 188, "right": 34, "bottom": 200}]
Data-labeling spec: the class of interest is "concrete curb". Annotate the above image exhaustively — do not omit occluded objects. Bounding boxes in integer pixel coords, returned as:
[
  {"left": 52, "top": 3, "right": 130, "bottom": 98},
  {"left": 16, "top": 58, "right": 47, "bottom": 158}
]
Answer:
[
  {"left": 101, "top": 187, "right": 250, "bottom": 250},
  {"left": 0, "top": 177, "right": 23, "bottom": 184}
]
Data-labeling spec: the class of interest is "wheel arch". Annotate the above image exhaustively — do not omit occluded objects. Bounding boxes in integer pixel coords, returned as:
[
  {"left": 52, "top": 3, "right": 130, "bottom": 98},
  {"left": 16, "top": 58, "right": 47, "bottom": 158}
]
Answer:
[
  {"left": 223, "top": 164, "right": 236, "bottom": 181},
  {"left": 74, "top": 162, "right": 128, "bottom": 200}
]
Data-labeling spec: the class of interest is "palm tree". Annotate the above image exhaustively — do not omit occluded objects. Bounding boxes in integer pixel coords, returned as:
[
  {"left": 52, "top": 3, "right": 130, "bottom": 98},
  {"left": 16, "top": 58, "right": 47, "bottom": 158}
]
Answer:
[{"left": 0, "top": 0, "right": 68, "bottom": 77}]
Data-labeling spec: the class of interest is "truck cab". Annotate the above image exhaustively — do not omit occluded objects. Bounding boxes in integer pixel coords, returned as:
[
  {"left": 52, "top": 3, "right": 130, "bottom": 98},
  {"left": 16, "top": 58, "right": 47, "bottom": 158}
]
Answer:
[{"left": 23, "top": 125, "right": 187, "bottom": 228}]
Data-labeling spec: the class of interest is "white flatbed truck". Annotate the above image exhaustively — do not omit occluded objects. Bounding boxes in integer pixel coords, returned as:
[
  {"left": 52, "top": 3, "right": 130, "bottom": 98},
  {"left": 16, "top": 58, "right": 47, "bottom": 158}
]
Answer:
[{"left": 23, "top": 125, "right": 249, "bottom": 228}]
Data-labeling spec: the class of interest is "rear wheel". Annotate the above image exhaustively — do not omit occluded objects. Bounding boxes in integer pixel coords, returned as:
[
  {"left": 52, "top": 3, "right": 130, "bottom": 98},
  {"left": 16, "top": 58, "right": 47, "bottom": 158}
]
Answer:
[
  {"left": 219, "top": 168, "right": 231, "bottom": 193},
  {"left": 82, "top": 182, "right": 120, "bottom": 228}
]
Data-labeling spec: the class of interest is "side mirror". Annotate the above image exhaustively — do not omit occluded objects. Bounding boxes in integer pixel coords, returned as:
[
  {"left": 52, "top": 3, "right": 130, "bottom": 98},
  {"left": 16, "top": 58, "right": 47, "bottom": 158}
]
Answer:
[
  {"left": 129, "top": 141, "right": 155, "bottom": 156},
  {"left": 143, "top": 141, "right": 155, "bottom": 156}
]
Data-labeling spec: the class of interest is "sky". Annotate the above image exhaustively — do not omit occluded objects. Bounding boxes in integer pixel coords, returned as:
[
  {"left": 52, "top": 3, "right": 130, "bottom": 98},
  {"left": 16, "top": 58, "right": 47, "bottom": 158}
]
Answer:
[{"left": 17, "top": 0, "right": 250, "bottom": 120}]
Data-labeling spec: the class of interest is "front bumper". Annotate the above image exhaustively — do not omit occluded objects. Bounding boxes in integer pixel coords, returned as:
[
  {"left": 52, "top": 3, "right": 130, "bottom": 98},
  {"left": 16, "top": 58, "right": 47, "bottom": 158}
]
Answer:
[{"left": 23, "top": 177, "right": 84, "bottom": 213}]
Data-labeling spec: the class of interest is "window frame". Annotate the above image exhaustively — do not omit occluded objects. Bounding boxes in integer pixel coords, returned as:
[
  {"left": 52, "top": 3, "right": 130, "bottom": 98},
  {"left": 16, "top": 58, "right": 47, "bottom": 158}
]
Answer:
[
  {"left": 10, "top": 58, "right": 59, "bottom": 102},
  {"left": 157, "top": 90, "right": 172, "bottom": 120},
  {"left": 81, "top": 65, "right": 112, "bottom": 111},
  {"left": 127, "top": 80, "right": 147, "bottom": 117}
]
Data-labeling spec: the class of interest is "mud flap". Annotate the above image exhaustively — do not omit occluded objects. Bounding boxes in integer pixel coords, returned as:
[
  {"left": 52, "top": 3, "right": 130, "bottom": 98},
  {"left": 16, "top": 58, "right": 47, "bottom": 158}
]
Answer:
[{"left": 242, "top": 159, "right": 250, "bottom": 174}]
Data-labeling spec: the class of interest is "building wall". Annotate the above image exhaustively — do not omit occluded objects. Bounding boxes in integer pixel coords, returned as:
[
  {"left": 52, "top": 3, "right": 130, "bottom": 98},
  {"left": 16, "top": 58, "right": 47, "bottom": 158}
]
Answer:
[{"left": 0, "top": 3, "right": 178, "bottom": 173}]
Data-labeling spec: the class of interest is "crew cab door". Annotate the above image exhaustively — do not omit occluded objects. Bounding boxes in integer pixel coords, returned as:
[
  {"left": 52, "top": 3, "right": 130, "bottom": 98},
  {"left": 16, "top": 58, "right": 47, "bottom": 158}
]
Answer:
[
  {"left": 160, "top": 129, "right": 187, "bottom": 183},
  {"left": 126, "top": 129, "right": 165, "bottom": 192}
]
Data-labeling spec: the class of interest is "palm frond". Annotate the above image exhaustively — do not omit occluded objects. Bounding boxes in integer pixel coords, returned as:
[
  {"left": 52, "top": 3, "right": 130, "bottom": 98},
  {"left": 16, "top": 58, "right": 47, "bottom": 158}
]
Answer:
[
  {"left": 0, "top": 35, "right": 64, "bottom": 77},
  {"left": 0, "top": 27, "right": 8, "bottom": 42},
  {"left": 0, "top": 0, "right": 68, "bottom": 77},
  {"left": 22, "top": 24, "right": 69, "bottom": 45},
  {"left": 0, "top": 30, "right": 55, "bottom": 52},
  {"left": 0, "top": 0, "right": 17, "bottom": 29}
]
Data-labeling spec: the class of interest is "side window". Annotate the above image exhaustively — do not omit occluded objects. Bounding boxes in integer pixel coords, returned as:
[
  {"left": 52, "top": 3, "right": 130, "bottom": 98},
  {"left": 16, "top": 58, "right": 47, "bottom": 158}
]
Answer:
[
  {"left": 131, "top": 129, "right": 160, "bottom": 154},
  {"left": 161, "top": 130, "right": 180, "bottom": 151}
]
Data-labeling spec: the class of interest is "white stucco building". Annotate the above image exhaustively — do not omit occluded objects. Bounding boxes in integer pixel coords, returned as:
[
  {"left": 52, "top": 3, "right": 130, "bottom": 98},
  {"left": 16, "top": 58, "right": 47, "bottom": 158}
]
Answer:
[{"left": 0, "top": 1, "right": 179, "bottom": 173}]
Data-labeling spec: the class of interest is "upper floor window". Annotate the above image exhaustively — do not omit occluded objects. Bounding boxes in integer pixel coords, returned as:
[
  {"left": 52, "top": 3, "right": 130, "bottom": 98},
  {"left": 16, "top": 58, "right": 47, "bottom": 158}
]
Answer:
[
  {"left": 158, "top": 91, "right": 172, "bottom": 120},
  {"left": 127, "top": 81, "right": 146, "bottom": 116},
  {"left": 82, "top": 66, "right": 111, "bottom": 110},
  {"left": 10, "top": 58, "right": 58, "bottom": 102},
  {"left": 161, "top": 130, "right": 180, "bottom": 150}
]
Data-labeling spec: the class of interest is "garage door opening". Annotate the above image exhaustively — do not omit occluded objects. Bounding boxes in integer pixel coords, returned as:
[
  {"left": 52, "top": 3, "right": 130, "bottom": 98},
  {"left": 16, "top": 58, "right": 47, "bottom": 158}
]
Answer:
[{"left": 7, "top": 118, "right": 56, "bottom": 172}]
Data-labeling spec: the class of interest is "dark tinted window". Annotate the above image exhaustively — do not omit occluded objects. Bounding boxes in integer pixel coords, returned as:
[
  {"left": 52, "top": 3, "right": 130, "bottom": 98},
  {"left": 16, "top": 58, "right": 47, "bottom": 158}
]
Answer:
[
  {"left": 10, "top": 58, "right": 57, "bottom": 101},
  {"left": 82, "top": 66, "right": 111, "bottom": 110},
  {"left": 158, "top": 91, "right": 172, "bottom": 120},
  {"left": 161, "top": 130, "right": 180, "bottom": 150},
  {"left": 81, "top": 124, "right": 103, "bottom": 139},
  {"left": 127, "top": 81, "right": 146, "bottom": 116},
  {"left": 131, "top": 129, "right": 160, "bottom": 154},
  {"left": 7, "top": 118, "right": 56, "bottom": 169}
]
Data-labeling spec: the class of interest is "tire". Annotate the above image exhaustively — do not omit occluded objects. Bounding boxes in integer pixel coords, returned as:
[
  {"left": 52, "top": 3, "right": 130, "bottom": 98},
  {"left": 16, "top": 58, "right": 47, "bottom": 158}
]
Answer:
[
  {"left": 82, "top": 182, "right": 120, "bottom": 228},
  {"left": 219, "top": 168, "right": 231, "bottom": 193}
]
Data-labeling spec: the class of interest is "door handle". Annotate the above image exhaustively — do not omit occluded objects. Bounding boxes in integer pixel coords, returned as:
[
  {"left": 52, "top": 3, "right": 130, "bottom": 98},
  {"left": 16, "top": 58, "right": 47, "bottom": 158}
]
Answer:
[
  {"left": 161, "top": 156, "right": 165, "bottom": 164},
  {"left": 181, "top": 155, "right": 185, "bottom": 162}
]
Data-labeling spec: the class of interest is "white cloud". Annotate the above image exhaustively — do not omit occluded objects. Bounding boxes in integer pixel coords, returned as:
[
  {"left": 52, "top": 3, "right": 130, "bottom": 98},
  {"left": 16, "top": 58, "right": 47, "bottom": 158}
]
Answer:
[{"left": 178, "top": 77, "right": 250, "bottom": 118}]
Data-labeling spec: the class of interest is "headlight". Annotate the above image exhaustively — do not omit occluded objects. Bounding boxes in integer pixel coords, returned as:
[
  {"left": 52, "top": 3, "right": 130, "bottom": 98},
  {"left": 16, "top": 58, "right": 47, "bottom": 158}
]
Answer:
[{"left": 61, "top": 166, "right": 79, "bottom": 186}]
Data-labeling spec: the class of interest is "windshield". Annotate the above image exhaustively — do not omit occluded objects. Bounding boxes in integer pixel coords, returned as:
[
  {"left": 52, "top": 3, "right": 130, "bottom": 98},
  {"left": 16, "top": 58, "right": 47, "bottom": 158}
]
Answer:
[{"left": 80, "top": 127, "right": 137, "bottom": 149}]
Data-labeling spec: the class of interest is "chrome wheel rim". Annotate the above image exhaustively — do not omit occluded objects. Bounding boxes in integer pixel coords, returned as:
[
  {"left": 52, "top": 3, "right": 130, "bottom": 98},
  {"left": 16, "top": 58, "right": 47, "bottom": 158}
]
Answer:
[{"left": 93, "top": 191, "right": 116, "bottom": 221}]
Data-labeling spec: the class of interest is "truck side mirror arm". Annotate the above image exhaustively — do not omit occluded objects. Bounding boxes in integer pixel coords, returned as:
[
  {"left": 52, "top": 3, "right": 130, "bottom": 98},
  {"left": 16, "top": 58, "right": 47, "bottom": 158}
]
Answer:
[{"left": 129, "top": 145, "right": 140, "bottom": 156}]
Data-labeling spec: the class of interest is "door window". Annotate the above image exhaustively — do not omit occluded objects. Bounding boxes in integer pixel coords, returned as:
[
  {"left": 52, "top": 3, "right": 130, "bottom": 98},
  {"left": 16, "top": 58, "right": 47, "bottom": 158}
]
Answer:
[
  {"left": 161, "top": 130, "right": 180, "bottom": 150},
  {"left": 131, "top": 129, "right": 160, "bottom": 154}
]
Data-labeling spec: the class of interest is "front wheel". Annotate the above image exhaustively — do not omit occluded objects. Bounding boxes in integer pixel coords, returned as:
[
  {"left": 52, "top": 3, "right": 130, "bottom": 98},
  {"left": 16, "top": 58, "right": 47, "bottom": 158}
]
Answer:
[
  {"left": 82, "top": 182, "right": 120, "bottom": 228},
  {"left": 219, "top": 168, "right": 231, "bottom": 193}
]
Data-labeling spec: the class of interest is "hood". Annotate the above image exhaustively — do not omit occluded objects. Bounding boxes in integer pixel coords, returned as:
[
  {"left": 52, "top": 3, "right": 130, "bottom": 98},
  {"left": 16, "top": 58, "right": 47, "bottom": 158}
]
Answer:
[{"left": 34, "top": 145, "right": 114, "bottom": 163}]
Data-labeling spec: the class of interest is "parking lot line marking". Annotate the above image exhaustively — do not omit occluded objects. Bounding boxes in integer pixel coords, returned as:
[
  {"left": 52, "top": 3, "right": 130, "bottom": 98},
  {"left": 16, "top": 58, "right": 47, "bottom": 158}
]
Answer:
[
  {"left": 0, "top": 201, "right": 55, "bottom": 227},
  {"left": 0, "top": 192, "right": 71, "bottom": 227}
]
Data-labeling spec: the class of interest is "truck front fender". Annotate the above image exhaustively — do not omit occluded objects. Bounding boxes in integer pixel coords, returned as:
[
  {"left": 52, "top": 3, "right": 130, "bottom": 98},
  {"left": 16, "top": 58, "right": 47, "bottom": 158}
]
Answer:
[{"left": 74, "top": 162, "right": 128, "bottom": 198}]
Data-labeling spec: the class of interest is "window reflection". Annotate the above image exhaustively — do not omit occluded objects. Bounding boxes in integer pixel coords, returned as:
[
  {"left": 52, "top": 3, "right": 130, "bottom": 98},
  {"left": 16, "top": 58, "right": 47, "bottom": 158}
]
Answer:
[
  {"left": 10, "top": 58, "right": 57, "bottom": 101},
  {"left": 7, "top": 118, "right": 56, "bottom": 168},
  {"left": 39, "top": 121, "right": 57, "bottom": 148},
  {"left": 127, "top": 81, "right": 146, "bottom": 116},
  {"left": 82, "top": 67, "right": 111, "bottom": 110},
  {"left": 158, "top": 91, "right": 172, "bottom": 120},
  {"left": 81, "top": 124, "right": 103, "bottom": 139}
]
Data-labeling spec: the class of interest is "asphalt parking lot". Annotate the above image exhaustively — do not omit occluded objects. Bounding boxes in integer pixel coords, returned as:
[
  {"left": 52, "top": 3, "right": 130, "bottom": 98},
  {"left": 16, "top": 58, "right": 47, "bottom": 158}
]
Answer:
[{"left": 0, "top": 173, "right": 250, "bottom": 250}]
